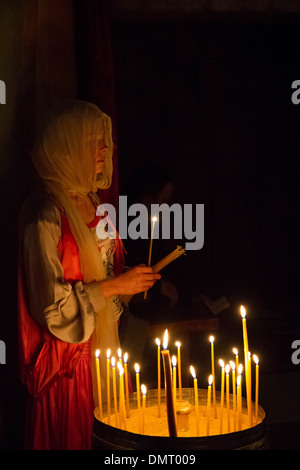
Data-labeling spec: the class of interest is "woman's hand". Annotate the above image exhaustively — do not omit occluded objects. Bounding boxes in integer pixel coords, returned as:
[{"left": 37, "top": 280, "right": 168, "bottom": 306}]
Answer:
[{"left": 100, "top": 264, "right": 161, "bottom": 298}]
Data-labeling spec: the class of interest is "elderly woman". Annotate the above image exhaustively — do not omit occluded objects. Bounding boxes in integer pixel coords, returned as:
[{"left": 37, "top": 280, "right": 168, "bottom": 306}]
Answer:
[{"left": 18, "top": 100, "right": 160, "bottom": 450}]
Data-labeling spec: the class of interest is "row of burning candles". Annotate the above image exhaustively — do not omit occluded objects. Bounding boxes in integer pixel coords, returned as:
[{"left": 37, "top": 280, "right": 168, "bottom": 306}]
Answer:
[{"left": 94, "top": 305, "right": 260, "bottom": 437}]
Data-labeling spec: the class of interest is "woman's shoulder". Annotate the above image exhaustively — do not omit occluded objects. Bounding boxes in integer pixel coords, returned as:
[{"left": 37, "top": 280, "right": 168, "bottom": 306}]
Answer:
[{"left": 19, "top": 190, "right": 62, "bottom": 230}]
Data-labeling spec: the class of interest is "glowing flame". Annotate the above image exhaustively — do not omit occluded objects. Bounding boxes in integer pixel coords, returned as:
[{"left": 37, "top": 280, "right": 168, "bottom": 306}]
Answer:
[
  {"left": 106, "top": 349, "right": 111, "bottom": 359},
  {"left": 117, "top": 362, "right": 124, "bottom": 376},
  {"left": 209, "top": 335, "right": 214, "bottom": 343},
  {"left": 208, "top": 374, "right": 213, "bottom": 386},
  {"left": 225, "top": 364, "right": 230, "bottom": 375},
  {"left": 163, "top": 329, "right": 168, "bottom": 350},
  {"left": 175, "top": 341, "right": 181, "bottom": 348},
  {"left": 118, "top": 348, "right": 122, "bottom": 359},
  {"left": 111, "top": 356, "right": 116, "bottom": 367},
  {"left": 233, "top": 347, "right": 238, "bottom": 356},
  {"left": 172, "top": 355, "right": 177, "bottom": 367},
  {"left": 237, "top": 375, "right": 241, "bottom": 387},
  {"left": 238, "top": 364, "right": 243, "bottom": 375},
  {"left": 190, "top": 365, "right": 196, "bottom": 379},
  {"left": 141, "top": 384, "right": 147, "bottom": 395},
  {"left": 152, "top": 216, "right": 158, "bottom": 223},
  {"left": 155, "top": 338, "right": 160, "bottom": 346},
  {"left": 134, "top": 363, "right": 140, "bottom": 374},
  {"left": 230, "top": 360, "right": 235, "bottom": 370},
  {"left": 240, "top": 305, "right": 246, "bottom": 318},
  {"left": 219, "top": 359, "right": 225, "bottom": 368},
  {"left": 123, "top": 352, "right": 128, "bottom": 364},
  {"left": 253, "top": 354, "right": 259, "bottom": 365},
  {"left": 95, "top": 349, "right": 100, "bottom": 358}
]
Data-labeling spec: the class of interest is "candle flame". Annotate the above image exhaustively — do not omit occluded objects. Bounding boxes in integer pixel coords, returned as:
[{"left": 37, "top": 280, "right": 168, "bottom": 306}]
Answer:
[
  {"left": 107, "top": 348, "right": 111, "bottom": 359},
  {"left": 163, "top": 329, "right": 168, "bottom": 350},
  {"left": 118, "top": 348, "right": 122, "bottom": 359},
  {"left": 238, "top": 363, "right": 243, "bottom": 375},
  {"left": 229, "top": 360, "right": 235, "bottom": 370},
  {"left": 175, "top": 341, "right": 181, "bottom": 348},
  {"left": 190, "top": 365, "right": 196, "bottom": 379},
  {"left": 134, "top": 363, "right": 140, "bottom": 374},
  {"left": 155, "top": 338, "right": 160, "bottom": 346},
  {"left": 117, "top": 362, "right": 124, "bottom": 376},
  {"left": 219, "top": 359, "right": 224, "bottom": 368},
  {"left": 124, "top": 352, "right": 128, "bottom": 364},
  {"left": 172, "top": 355, "right": 177, "bottom": 367},
  {"left": 152, "top": 216, "right": 158, "bottom": 223},
  {"left": 95, "top": 349, "right": 100, "bottom": 358},
  {"left": 225, "top": 364, "right": 230, "bottom": 374},
  {"left": 237, "top": 375, "right": 241, "bottom": 387},
  {"left": 141, "top": 384, "right": 147, "bottom": 395},
  {"left": 208, "top": 374, "right": 213, "bottom": 386},
  {"left": 240, "top": 305, "right": 246, "bottom": 318},
  {"left": 253, "top": 354, "right": 259, "bottom": 365},
  {"left": 233, "top": 347, "right": 238, "bottom": 356},
  {"left": 111, "top": 356, "right": 116, "bottom": 367},
  {"left": 209, "top": 335, "right": 214, "bottom": 343}
]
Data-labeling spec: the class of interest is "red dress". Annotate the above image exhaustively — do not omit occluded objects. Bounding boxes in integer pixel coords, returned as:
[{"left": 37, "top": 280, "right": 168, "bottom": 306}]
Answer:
[{"left": 18, "top": 207, "right": 124, "bottom": 450}]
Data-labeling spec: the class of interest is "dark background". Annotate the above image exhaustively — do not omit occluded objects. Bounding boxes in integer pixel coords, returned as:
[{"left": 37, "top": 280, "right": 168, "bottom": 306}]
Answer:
[{"left": 0, "top": 1, "right": 300, "bottom": 450}]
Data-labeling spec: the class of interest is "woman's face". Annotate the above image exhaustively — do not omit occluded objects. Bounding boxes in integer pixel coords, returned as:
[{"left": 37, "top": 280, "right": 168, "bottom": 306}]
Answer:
[{"left": 95, "top": 135, "right": 108, "bottom": 174}]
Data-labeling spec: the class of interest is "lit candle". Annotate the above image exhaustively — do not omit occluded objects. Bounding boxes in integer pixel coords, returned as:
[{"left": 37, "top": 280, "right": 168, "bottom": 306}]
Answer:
[
  {"left": 240, "top": 306, "right": 249, "bottom": 414},
  {"left": 118, "top": 348, "right": 123, "bottom": 366},
  {"left": 225, "top": 364, "right": 230, "bottom": 433},
  {"left": 106, "top": 349, "right": 111, "bottom": 425},
  {"left": 155, "top": 338, "right": 161, "bottom": 417},
  {"left": 111, "top": 357, "right": 119, "bottom": 427},
  {"left": 118, "top": 362, "right": 126, "bottom": 430},
  {"left": 135, "top": 363, "right": 141, "bottom": 433},
  {"left": 219, "top": 359, "right": 225, "bottom": 434},
  {"left": 141, "top": 384, "right": 147, "bottom": 434},
  {"left": 175, "top": 341, "right": 182, "bottom": 400},
  {"left": 162, "top": 329, "right": 177, "bottom": 437},
  {"left": 144, "top": 216, "right": 157, "bottom": 299},
  {"left": 209, "top": 336, "right": 217, "bottom": 418},
  {"left": 247, "top": 351, "right": 253, "bottom": 427},
  {"left": 206, "top": 374, "right": 213, "bottom": 436},
  {"left": 237, "top": 374, "right": 242, "bottom": 431},
  {"left": 95, "top": 349, "right": 102, "bottom": 420},
  {"left": 172, "top": 355, "right": 177, "bottom": 425},
  {"left": 253, "top": 354, "right": 259, "bottom": 424},
  {"left": 230, "top": 360, "right": 236, "bottom": 431},
  {"left": 233, "top": 347, "right": 239, "bottom": 376},
  {"left": 123, "top": 352, "right": 130, "bottom": 418},
  {"left": 190, "top": 365, "right": 199, "bottom": 436},
  {"left": 237, "top": 364, "right": 243, "bottom": 431}
]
